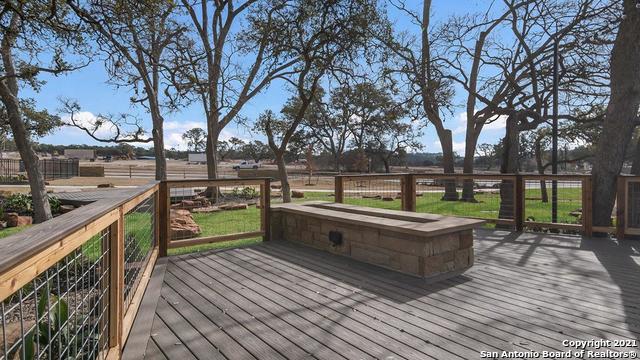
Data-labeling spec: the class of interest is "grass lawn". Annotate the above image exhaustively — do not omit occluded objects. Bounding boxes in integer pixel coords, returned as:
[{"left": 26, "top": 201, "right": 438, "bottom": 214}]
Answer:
[{"left": 0, "top": 186, "right": 585, "bottom": 256}]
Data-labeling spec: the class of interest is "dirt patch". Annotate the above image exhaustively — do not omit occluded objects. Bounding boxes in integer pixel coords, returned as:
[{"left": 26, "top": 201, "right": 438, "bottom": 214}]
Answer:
[{"left": 48, "top": 177, "right": 152, "bottom": 186}]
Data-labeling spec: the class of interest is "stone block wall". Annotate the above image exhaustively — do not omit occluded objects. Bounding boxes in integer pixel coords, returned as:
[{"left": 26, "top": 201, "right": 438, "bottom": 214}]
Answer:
[{"left": 271, "top": 210, "right": 474, "bottom": 279}]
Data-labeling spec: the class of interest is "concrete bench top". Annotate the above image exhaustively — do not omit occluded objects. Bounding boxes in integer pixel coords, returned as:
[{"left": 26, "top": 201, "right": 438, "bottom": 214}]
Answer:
[{"left": 271, "top": 201, "right": 485, "bottom": 238}]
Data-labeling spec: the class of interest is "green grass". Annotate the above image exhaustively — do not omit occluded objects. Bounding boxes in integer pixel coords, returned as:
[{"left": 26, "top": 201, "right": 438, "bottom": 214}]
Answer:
[
  {"left": 0, "top": 225, "right": 30, "bottom": 239},
  {"left": 0, "top": 187, "right": 585, "bottom": 257}
]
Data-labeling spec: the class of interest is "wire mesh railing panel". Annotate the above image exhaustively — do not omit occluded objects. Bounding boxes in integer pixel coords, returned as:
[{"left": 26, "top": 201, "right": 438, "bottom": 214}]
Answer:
[
  {"left": 168, "top": 183, "right": 263, "bottom": 243},
  {"left": 626, "top": 180, "right": 640, "bottom": 229},
  {"left": 342, "top": 177, "right": 403, "bottom": 210},
  {"left": 123, "top": 195, "right": 155, "bottom": 310},
  {"left": 523, "top": 178, "right": 583, "bottom": 226},
  {"left": 1, "top": 229, "right": 111, "bottom": 360},
  {"left": 414, "top": 177, "right": 515, "bottom": 223},
  {"left": 270, "top": 174, "right": 336, "bottom": 204}
]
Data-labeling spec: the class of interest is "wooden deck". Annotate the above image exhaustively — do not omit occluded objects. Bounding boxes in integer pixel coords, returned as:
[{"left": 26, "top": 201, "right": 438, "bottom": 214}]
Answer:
[{"left": 123, "top": 229, "right": 640, "bottom": 359}]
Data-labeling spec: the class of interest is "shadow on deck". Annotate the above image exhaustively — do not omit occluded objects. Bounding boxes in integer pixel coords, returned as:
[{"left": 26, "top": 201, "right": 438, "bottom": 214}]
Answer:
[{"left": 123, "top": 230, "right": 640, "bottom": 360}]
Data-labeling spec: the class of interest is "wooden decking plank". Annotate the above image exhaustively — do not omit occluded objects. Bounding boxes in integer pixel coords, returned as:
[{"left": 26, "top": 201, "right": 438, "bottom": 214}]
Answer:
[
  {"left": 168, "top": 258, "right": 351, "bottom": 360},
  {"left": 163, "top": 268, "right": 288, "bottom": 360},
  {"left": 155, "top": 296, "right": 226, "bottom": 360},
  {"left": 183, "top": 252, "right": 407, "bottom": 360},
  {"left": 159, "top": 284, "right": 257, "bottom": 359},
  {"left": 208, "top": 250, "right": 447, "bottom": 360},
  {"left": 176, "top": 255, "right": 386, "bottom": 360},
  {"left": 255, "top": 244, "right": 576, "bottom": 353},
  {"left": 123, "top": 258, "right": 168, "bottom": 360},
  {"left": 148, "top": 312, "right": 198, "bottom": 360},
  {"left": 223, "top": 248, "right": 475, "bottom": 359},
  {"left": 470, "top": 262, "right": 640, "bottom": 319},
  {"left": 446, "top": 269, "right": 640, "bottom": 336},
  {"left": 235, "top": 246, "right": 596, "bottom": 353},
  {"left": 476, "top": 247, "right": 640, "bottom": 293},
  {"left": 168, "top": 258, "right": 313, "bottom": 360},
  {"left": 260, "top": 242, "right": 636, "bottom": 352},
  {"left": 144, "top": 338, "right": 168, "bottom": 360}
]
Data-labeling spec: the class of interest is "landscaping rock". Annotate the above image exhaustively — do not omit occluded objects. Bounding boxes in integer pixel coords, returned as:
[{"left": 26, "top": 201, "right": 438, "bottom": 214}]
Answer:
[
  {"left": 60, "top": 204, "right": 76, "bottom": 214},
  {"left": 4, "top": 212, "right": 32, "bottom": 227},
  {"left": 271, "top": 184, "right": 282, "bottom": 189},
  {"left": 171, "top": 197, "right": 211, "bottom": 210},
  {"left": 192, "top": 206, "right": 220, "bottom": 214},
  {"left": 220, "top": 203, "right": 248, "bottom": 211},
  {"left": 362, "top": 195, "right": 382, "bottom": 199},
  {"left": 416, "top": 193, "right": 423, "bottom": 197},
  {"left": 292, "top": 190, "right": 305, "bottom": 198},
  {"left": 170, "top": 209, "right": 201, "bottom": 239},
  {"left": 97, "top": 183, "right": 114, "bottom": 188},
  {"left": 382, "top": 197, "right": 394, "bottom": 201}
]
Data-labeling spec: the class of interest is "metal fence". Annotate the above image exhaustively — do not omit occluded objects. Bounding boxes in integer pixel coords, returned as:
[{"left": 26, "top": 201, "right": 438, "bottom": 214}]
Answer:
[
  {"left": 335, "top": 173, "right": 595, "bottom": 236},
  {"left": 0, "top": 159, "right": 79, "bottom": 182}
]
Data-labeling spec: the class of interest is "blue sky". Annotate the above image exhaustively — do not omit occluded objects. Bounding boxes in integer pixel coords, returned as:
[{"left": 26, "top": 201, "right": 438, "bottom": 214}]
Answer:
[{"left": 28, "top": 0, "right": 508, "bottom": 154}]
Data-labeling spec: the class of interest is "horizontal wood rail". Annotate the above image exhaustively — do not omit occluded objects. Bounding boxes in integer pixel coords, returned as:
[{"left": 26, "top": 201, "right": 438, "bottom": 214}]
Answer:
[
  {"left": 332, "top": 173, "right": 620, "bottom": 237},
  {"left": 0, "top": 183, "right": 160, "bottom": 360},
  {"left": 161, "top": 178, "right": 272, "bottom": 255}
]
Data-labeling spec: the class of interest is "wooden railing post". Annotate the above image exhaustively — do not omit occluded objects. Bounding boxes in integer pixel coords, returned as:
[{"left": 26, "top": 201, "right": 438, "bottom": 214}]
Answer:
[
  {"left": 108, "top": 209, "right": 124, "bottom": 352},
  {"left": 582, "top": 176, "right": 593, "bottom": 237},
  {"left": 335, "top": 176, "right": 344, "bottom": 203},
  {"left": 261, "top": 178, "right": 271, "bottom": 241},
  {"left": 514, "top": 175, "right": 524, "bottom": 231},
  {"left": 158, "top": 182, "right": 169, "bottom": 257},
  {"left": 402, "top": 174, "right": 416, "bottom": 212},
  {"left": 616, "top": 176, "right": 626, "bottom": 240}
]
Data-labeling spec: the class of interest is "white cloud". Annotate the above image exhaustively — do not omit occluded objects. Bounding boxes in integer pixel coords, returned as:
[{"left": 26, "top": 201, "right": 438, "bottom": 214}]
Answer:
[
  {"left": 163, "top": 120, "right": 248, "bottom": 151},
  {"left": 452, "top": 111, "right": 507, "bottom": 135},
  {"left": 62, "top": 111, "right": 116, "bottom": 139}
]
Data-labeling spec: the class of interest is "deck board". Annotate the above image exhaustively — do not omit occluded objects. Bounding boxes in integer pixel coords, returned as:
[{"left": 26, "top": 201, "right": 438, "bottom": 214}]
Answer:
[{"left": 124, "top": 229, "right": 640, "bottom": 359}]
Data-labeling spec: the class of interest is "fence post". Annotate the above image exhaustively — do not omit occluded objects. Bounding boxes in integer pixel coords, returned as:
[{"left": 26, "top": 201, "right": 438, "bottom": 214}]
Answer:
[
  {"left": 402, "top": 174, "right": 416, "bottom": 212},
  {"left": 129, "top": 165, "right": 132, "bottom": 179},
  {"left": 335, "top": 176, "right": 344, "bottom": 203},
  {"left": 108, "top": 208, "right": 124, "bottom": 351},
  {"left": 514, "top": 175, "right": 524, "bottom": 231},
  {"left": 582, "top": 176, "right": 593, "bottom": 237},
  {"left": 616, "top": 176, "right": 626, "bottom": 240},
  {"left": 158, "top": 182, "right": 169, "bottom": 257},
  {"left": 261, "top": 178, "right": 271, "bottom": 241}
]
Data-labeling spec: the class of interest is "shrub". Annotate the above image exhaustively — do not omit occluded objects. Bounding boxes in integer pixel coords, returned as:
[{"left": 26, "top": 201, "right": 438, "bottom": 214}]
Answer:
[
  {"left": 3, "top": 193, "right": 32, "bottom": 215},
  {"left": 231, "top": 186, "right": 259, "bottom": 199},
  {"left": 1, "top": 194, "right": 62, "bottom": 216}
]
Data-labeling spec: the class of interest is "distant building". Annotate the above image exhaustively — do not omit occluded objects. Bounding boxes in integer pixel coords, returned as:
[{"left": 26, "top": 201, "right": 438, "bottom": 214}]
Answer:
[
  {"left": 65, "top": 149, "right": 97, "bottom": 160},
  {"left": 188, "top": 153, "right": 207, "bottom": 164}
]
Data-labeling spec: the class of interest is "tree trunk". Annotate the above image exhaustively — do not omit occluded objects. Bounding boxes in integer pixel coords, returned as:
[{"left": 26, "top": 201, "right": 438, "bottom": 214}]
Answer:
[
  {"left": 498, "top": 113, "right": 520, "bottom": 223},
  {"left": 631, "top": 137, "right": 640, "bottom": 175},
  {"left": 2, "top": 95, "right": 51, "bottom": 223},
  {"left": 152, "top": 119, "right": 167, "bottom": 180},
  {"left": 591, "top": 0, "right": 640, "bottom": 227},
  {"left": 437, "top": 128, "right": 459, "bottom": 201},
  {"left": 534, "top": 138, "right": 549, "bottom": 203},
  {"left": 461, "top": 131, "right": 479, "bottom": 202},
  {"left": 382, "top": 157, "right": 391, "bottom": 173},
  {"left": 275, "top": 151, "right": 291, "bottom": 203}
]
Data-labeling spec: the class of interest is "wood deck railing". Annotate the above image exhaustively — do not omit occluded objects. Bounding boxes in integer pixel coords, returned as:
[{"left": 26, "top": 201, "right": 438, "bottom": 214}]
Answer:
[
  {"left": 0, "top": 178, "right": 271, "bottom": 360},
  {"left": 334, "top": 173, "right": 639, "bottom": 238}
]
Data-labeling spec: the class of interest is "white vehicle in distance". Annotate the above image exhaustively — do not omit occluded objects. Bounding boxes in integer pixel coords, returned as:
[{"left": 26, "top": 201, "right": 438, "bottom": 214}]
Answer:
[{"left": 232, "top": 160, "right": 261, "bottom": 170}]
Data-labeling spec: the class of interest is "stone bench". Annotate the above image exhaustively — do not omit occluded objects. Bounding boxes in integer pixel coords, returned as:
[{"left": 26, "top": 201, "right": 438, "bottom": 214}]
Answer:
[{"left": 270, "top": 201, "right": 484, "bottom": 280}]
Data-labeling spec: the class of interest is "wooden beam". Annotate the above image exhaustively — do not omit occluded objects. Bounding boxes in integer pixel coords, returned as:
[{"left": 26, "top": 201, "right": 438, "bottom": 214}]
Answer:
[
  {"left": 0, "top": 208, "right": 119, "bottom": 302},
  {"left": 582, "top": 177, "right": 593, "bottom": 237},
  {"left": 515, "top": 175, "right": 524, "bottom": 232},
  {"left": 121, "top": 248, "right": 158, "bottom": 346},
  {"left": 335, "top": 176, "right": 344, "bottom": 203},
  {"left": 261, "top": 179, "right": 271, "bottom": 241},
  {"left": 121, "top": 185, "right": 159, "bottom": 214},
  {"left": 402, "top": 174, "right": 416, "bottom": 212},
  {"left": 158, "top": 182, "right": 169, "bottom": 257},
  {"left": 109, "top": 211, "right": 124, "bottom": 350},
  {"left": 167, "top": 231, "right": 265, "bottom": 249},
  {"left": 617, "top": 176, "right": 626, "bottom": 240}
]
